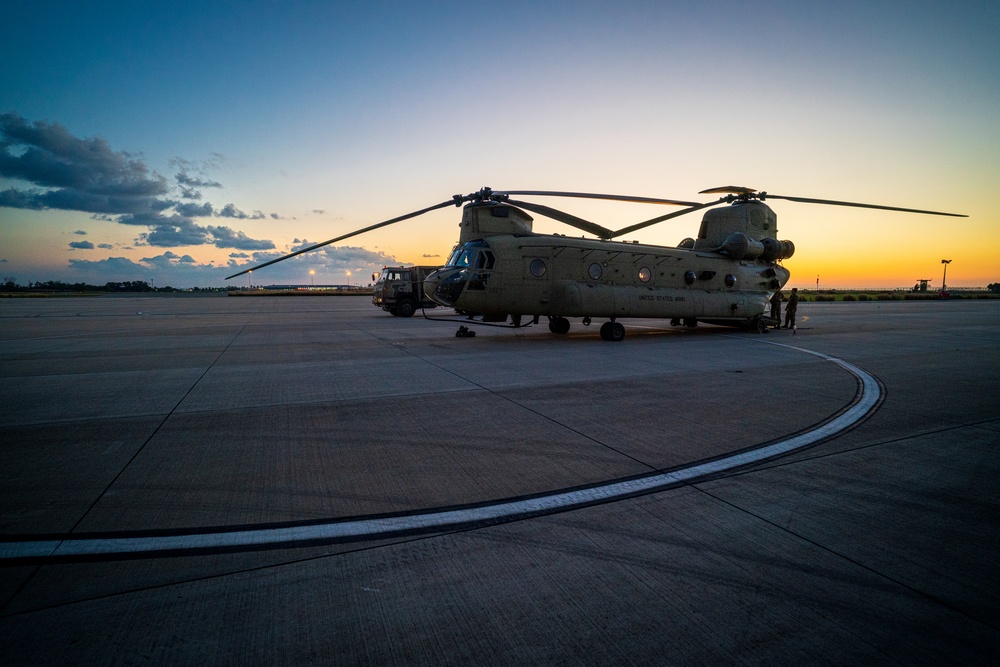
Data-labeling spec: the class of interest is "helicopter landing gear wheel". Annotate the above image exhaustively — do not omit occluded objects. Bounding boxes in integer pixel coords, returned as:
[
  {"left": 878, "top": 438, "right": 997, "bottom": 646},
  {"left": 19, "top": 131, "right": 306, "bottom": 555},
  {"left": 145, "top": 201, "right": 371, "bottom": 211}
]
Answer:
[
  {"left": 599, "top": 321, "right": 625, "bottom": 342},
  {"left": 548, "top": 316, "right": 570, "bottom": 335},
  {"left": 670, "top": 318, "right": 681, "bottom": 327},
  {"left": 684, "top": 317, "right": 697, "bottom": 328},
  {"left": 753, "top": 317, "right": 769, "bottom": 334}
]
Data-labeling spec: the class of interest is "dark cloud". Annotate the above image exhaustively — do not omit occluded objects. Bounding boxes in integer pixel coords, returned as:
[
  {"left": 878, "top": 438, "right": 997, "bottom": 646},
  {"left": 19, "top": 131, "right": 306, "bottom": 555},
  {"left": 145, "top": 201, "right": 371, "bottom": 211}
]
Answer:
[
  {"left": 98, "top": 243, "right": 113, "bottom": 249},
  {"left": 207, "top": 225, "right": 275, "bottom": 250},
  {"left": 74, "top": 230, "right": 87, "bottom": 235},
  {"left": 284, "top": 242, "right": 396, "bottom": 273},
  {"left": 229, "top": 252, "right": 250, "bottom": 259},
  {"left": 422, "top": 253, "right": 440, "bottom": 258},
  {"left": 134, "top": 217, "right": 276, "bottom": 251},
  {"left": 175, "top": 172, "right": 222, "bottom": 189},
  {"left": 0, "top": 114, "right": 277, "bottom": 251},
  {"left": 217, "top": 203, "right": 266, "bottom": 220},
  {"left": 139, "top": 219, "right": 211, "bottom": 247},
  {"left": 0, "top": 113, "right": 168, "bottom": 213},
  {"left": 174, "top": 201, "right": 213, "bottom": 217},
  {"left": 69, "top": 240, "right": 94, "bottom": 250}
]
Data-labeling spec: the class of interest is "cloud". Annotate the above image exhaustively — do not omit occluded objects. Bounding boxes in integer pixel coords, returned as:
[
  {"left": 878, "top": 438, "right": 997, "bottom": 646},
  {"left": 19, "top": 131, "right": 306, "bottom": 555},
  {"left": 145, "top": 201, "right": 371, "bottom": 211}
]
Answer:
[
  {"left": 69, "top": 240, "right": 94, "bottom": 250},
  {"left": 206, "top": 225, "right": 275, "bottom": 250},
  {"left": 175, "top": 172, "right": 222, "bottom": 189},
  {"left": 134, "top": 217, "right": 276, "bottom": 250},
  {"left": 0, "top": 114, "right": 276, "bottom": 251},
  {"left": 285, "top": 242, "right": 396, "bottom": 272},
  {"left": 217, "top": 203, "right": 266, "bottom": 220},
  {"left": 139, "top": 219, "right": 211, "bottom": 247},
  {"left": 174, "top": 201, "right": 213, "bottom": 217},
  {"left": 74, "top": 229, "right": 87, "bottom": 235},
  {"left": 68, "top": 256, "right": 148, "bottom": 274},
  {"left": 98, "top": 243, "right": 113, "bottom": 249},
  {"left": 0, "top": 113, "right": 168, "bottom": 216}
]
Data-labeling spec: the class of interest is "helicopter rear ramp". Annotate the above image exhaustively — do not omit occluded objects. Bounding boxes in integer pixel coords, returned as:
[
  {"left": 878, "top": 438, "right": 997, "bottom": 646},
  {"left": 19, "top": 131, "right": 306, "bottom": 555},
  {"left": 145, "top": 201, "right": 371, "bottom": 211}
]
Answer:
[{"left": 1, "top": 296, "right": 997, "bottom": 663}]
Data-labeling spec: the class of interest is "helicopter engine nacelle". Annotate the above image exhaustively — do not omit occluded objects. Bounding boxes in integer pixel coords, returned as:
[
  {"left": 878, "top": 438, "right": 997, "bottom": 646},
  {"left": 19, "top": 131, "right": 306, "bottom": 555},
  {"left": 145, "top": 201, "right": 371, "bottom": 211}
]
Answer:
[
  {"left": 760, "top": 238, "right": 795, "bottom": 262},
  {"left": 718, "top": 233, "right": 795, "bottom": 262},
  {"left": 720, "top": 232, "right": 765, "bottom": 260}
]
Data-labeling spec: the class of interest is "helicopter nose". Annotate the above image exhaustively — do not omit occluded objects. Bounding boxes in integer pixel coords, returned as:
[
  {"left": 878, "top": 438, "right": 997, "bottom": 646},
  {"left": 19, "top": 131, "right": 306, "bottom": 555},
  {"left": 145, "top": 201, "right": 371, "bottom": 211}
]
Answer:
[{"left": 424, "top": 268, "right": 468, "bottom": 307}]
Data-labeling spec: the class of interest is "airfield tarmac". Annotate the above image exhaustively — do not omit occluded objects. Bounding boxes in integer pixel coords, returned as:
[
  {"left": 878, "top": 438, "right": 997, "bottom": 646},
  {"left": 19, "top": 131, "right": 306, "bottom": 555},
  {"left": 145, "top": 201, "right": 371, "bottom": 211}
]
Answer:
[{"left": 0, "top": 294, "right": 998, "bottom": 664}]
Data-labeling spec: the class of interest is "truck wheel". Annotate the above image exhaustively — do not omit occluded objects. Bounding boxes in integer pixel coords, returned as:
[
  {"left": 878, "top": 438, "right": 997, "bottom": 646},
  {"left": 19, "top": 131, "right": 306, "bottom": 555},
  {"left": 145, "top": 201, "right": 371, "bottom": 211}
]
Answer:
[{"left": 396, "top": 300, "right": 416, "bottom": 318}]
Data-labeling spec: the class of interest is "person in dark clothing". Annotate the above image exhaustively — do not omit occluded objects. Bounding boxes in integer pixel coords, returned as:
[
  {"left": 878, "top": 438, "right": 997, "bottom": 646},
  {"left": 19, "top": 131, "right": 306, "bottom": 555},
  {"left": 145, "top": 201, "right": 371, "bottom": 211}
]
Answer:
[
  {"left": 783, "top": 287, "right": 799, "bottom": 329},
  {"left": 769, "top": 289, "right": 782, "bottom": 326}
]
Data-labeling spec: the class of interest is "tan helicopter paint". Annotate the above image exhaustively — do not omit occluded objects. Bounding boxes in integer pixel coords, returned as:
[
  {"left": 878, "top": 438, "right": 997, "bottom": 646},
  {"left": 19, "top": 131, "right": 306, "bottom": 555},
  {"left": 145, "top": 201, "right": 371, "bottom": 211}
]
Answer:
[{"left": 436, "top": 202, "right": 788, "bottom": 322}]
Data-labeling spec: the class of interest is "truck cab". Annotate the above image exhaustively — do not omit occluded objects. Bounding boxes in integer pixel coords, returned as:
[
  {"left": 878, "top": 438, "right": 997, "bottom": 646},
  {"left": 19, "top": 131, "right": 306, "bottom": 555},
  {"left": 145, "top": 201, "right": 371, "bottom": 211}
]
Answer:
[{"left": 372, "top": 265, "right": 440, "bottom": 317}]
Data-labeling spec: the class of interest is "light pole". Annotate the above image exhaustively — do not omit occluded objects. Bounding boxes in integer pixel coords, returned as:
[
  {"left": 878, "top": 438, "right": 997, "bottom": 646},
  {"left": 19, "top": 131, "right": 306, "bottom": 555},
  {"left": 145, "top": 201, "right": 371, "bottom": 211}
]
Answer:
[
  {"left": 941, "top": 259, "right": 951, "bottom": 291},
  {"left": 310, "top": 269, "right": 315, "bottom": 287},
  {"left": 346, "top": 270, "right": 351, "bottom": 287}
]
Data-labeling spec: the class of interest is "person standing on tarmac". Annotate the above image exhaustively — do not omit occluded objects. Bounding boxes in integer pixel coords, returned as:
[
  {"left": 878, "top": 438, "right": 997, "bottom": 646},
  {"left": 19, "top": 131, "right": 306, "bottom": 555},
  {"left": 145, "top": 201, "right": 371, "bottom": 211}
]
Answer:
[
  {"left": 769, "top": 289, "right": 782, "bottom": 327},
  {"left": 783, "top": 287, "right": 799, "bottom": 329}
]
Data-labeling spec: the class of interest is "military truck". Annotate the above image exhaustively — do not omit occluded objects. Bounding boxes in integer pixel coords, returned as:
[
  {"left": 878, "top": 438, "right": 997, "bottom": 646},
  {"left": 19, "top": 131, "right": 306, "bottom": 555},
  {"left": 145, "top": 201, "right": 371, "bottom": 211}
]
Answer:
[{"left": 371, "top": 265, "right": 439, "bottom": 317}]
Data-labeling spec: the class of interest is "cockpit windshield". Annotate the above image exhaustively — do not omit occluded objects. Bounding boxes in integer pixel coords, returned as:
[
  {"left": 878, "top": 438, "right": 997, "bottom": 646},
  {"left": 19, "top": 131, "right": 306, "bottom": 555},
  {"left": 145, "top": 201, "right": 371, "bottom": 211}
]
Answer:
[{"left": 445, "top": 240, "right": 492, "bottom": 268}]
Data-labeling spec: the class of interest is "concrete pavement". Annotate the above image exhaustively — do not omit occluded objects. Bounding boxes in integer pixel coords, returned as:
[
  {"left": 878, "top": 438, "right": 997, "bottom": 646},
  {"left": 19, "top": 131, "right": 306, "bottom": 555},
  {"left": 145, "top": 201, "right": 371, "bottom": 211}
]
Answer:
[{"left": 1, "top": 295, "right": 998, "bottom": 663}]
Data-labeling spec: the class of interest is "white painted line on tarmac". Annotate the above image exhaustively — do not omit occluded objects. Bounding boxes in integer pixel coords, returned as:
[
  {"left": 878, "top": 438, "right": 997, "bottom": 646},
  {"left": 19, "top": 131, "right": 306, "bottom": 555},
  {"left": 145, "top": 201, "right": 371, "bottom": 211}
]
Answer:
[{"left": 0, "top": 344, "right": 880, "bottom": 563}]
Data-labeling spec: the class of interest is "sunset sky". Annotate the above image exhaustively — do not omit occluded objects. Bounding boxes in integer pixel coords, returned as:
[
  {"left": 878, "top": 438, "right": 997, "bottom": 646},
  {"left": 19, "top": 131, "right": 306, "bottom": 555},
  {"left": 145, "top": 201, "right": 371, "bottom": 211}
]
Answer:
[{"left": 2, "top": 1, "right": 997, "bottom": 289}]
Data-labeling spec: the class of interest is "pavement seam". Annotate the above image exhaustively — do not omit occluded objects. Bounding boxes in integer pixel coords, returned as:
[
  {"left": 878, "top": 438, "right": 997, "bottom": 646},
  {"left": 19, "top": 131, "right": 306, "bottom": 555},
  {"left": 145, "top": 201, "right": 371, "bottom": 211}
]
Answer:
[
  {"left": 692, "top": 484, "right": 1000, "bottom": 634},
  {"left": 0, "top": 305, "right": 264, "bottom": 614}
]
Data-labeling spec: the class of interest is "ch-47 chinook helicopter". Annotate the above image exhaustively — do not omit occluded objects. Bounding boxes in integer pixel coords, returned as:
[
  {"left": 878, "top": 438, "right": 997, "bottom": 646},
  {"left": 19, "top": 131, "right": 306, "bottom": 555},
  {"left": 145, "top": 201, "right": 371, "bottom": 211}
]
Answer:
[{"left": 226, "top": 186, "right": 964, "bottom": 341}]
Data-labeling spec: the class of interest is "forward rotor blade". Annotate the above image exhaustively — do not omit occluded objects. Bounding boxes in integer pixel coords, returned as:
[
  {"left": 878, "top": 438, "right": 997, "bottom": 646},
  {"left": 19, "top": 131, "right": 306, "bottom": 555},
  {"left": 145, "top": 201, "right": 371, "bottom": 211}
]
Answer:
[
  {"left": 225, "top": 198, "right": 461, "bottom": 280},
  {"left": 610, "top": 197, "right": 732, "bottom": 238},
  {"left": 505, "top": 199, "right": 616, "bottom": 239},
  {"left": 501, "top": 190, "right": 702, "bottom": 207},
  {"left": 764, "top": 194, "right": 967, "bottom": 217}
]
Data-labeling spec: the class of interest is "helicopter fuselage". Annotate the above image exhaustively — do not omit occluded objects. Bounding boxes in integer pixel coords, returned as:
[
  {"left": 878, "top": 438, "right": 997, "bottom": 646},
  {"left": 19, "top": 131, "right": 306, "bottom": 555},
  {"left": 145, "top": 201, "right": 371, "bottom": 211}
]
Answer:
[{"left": 423, "top": 201, "right": 791, "bottom": 330}]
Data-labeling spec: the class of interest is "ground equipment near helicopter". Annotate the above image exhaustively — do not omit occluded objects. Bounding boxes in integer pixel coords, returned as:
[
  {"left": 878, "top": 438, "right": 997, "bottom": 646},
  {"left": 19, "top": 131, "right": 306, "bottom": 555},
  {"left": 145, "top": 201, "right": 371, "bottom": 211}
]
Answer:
[
  {"left": 372, "top": 265, "right": 439, "bottom": 317},
  {"left": 226, "top": 187, "right": 964, "bottom": 341}
]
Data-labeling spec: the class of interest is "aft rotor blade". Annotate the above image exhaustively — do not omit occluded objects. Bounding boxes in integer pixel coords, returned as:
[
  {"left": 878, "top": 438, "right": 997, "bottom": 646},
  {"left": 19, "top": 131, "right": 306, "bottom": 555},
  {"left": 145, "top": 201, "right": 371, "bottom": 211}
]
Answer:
[
  {"left": 505, "top": 199, "right": 617, "bottom": 239},
  {"left": 501, "top": 190, "right": 701, "bottom": 207},
  {"left": 764, "top": 194, "right": 967, "bottom": 217},
  {"left": 225, "top": 198, "right": 460, "bottom": 280},
  {"left": 611, "top": 197, "right": 731, "bottom": 238}
]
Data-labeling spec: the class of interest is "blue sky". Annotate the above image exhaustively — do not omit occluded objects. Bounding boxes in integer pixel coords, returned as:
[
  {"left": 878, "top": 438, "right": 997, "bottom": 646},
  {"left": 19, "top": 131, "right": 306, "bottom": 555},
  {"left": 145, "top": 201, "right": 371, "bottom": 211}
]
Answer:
[{"left": 2, "top": 1, "right": 998, "bottom": 288}]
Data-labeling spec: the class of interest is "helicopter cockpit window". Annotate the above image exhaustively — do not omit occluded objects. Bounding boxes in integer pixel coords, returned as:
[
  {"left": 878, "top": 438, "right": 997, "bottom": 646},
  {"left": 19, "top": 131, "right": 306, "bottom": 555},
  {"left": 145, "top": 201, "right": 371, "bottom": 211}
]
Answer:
[
  {"left": 446, "top": 240, "right": 492, "bottom": 268},
  {"left": 638, "top": 267, "right": 651, "bottom": 283},
  {"left": 530, "top": 259, "right": 547, "bottom": 277}
]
